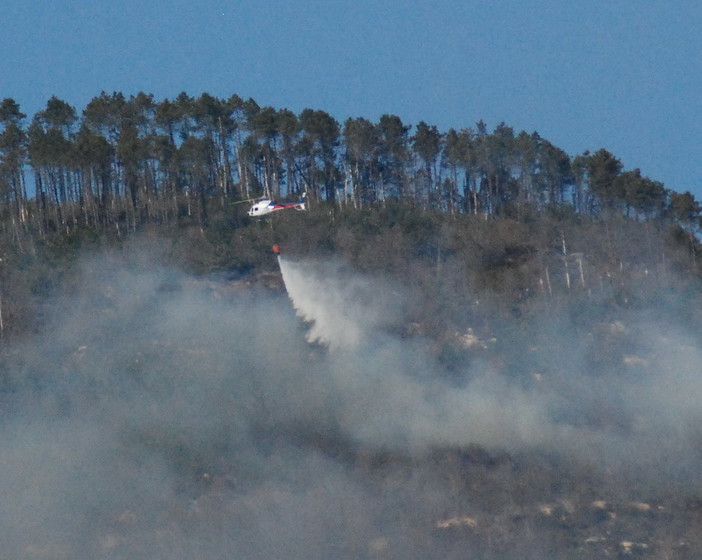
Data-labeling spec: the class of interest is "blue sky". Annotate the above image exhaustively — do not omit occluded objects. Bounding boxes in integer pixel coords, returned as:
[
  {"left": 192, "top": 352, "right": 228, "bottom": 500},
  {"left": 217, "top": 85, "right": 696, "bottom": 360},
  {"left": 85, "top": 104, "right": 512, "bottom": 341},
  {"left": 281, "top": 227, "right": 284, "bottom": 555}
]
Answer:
[{"left": 3, "top": 0, "right": 701, "bottom": 198}]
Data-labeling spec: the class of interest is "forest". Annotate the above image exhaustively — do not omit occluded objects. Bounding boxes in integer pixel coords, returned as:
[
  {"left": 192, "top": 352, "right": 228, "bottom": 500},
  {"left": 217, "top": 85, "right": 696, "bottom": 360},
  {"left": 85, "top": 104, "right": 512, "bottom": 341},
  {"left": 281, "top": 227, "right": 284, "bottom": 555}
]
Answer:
[
  {"left": 0, "top": 92, "right": 700, "bottom": 238},
  {"left": 0, "top": 91, "right": 701, "bottom": 338},
  {"left": 2, "top": 93, "right": 702, "bottom": 559}
]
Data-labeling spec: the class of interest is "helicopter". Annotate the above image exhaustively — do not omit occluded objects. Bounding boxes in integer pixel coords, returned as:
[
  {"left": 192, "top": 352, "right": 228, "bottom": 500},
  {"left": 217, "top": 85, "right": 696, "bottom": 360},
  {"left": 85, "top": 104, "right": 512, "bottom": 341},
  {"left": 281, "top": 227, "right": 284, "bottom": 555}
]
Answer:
[{"left": 247, "top": 192, "right": 307, "bottom": 217}]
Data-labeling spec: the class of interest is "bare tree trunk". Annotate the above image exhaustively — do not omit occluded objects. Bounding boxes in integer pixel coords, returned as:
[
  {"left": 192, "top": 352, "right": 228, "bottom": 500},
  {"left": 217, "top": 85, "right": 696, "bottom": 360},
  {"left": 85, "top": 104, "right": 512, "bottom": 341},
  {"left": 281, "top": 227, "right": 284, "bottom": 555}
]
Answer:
[
  {"left": 0, "top": 286, "right": 4, "bottom": 340},
  {"left": 561, "top": 231, "right": 571, "bottom": 289}
]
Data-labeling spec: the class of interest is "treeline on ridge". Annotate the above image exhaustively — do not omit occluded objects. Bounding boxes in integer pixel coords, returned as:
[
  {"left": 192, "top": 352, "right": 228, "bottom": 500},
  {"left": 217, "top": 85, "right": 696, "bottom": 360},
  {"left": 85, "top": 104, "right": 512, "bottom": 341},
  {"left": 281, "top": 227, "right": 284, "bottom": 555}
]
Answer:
[{"left": 0, "top": 92, "right": 700, "bottom": 241}]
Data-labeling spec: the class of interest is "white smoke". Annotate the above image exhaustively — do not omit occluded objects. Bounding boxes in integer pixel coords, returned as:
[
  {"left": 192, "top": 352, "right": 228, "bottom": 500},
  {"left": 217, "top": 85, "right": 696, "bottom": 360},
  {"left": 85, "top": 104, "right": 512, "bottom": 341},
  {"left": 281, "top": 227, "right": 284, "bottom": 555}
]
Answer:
[
  {"left": 279, "top": 253, "right": 551, "bottom": 450},
  {"left": 3, "top": 244, "right": 702, "bottom": 558},
  {"left": 277, "top": 254, "right": 702, "bottom": 474}
]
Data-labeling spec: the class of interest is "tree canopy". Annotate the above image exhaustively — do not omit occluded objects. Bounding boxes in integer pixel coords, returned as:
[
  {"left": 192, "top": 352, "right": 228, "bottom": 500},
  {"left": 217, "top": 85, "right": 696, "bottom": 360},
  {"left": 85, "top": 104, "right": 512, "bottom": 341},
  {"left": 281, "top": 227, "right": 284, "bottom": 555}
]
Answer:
[{"left": 0, "top": 92, "right": 698, "bottom": 241}]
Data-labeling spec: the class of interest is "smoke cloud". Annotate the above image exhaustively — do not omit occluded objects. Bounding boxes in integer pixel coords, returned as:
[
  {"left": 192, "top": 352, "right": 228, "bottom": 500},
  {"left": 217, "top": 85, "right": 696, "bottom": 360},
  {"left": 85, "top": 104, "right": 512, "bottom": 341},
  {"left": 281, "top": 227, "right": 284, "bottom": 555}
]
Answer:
[
  {"left": 2, "top": 243, "right": 702, "bottom": 558},
  {"left": 279, "top": 255, "right": 702, "bottom": 470}
]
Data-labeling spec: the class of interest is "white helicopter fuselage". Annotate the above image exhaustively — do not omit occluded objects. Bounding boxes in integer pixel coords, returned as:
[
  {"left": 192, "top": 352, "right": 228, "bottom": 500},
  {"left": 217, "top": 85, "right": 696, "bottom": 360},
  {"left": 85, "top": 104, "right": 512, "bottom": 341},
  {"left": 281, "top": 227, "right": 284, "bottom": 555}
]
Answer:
[{"left": 247, "top": 195, "right": 306, "bottom": 217}]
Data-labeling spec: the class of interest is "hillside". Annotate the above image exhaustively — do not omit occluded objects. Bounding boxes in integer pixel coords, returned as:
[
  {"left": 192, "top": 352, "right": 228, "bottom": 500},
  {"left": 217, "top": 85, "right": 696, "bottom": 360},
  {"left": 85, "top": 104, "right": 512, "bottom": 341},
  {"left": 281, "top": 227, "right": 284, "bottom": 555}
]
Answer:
[
  {"left": 0, "top": 201, "right": 701, "bottom": 558},
  {"left": 2, "top": 93, "right": 702, "bottom": 559}
]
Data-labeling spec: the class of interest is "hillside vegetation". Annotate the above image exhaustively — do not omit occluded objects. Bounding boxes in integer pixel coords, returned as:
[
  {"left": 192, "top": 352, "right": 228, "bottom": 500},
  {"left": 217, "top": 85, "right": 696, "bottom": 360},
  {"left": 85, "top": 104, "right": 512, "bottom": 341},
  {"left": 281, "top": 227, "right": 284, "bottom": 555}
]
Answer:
[{"left": 1, "top": 93, "right": 702, "bottom": 559}]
